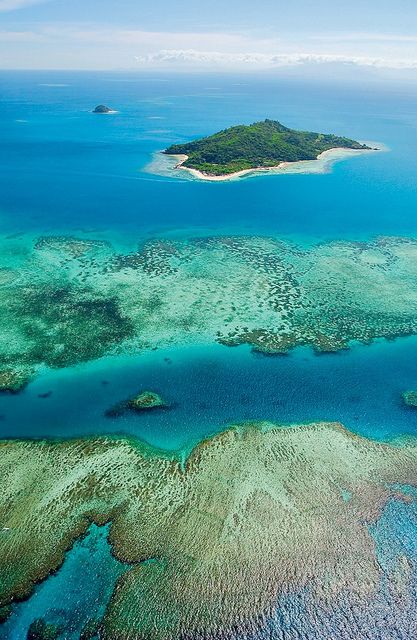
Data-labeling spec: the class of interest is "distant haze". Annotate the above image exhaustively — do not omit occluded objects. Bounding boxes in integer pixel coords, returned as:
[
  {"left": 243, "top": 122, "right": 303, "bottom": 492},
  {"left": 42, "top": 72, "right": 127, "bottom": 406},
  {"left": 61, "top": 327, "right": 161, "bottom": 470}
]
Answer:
[{"left": 1, "top": 0, "right": 417, "bottom": 78}]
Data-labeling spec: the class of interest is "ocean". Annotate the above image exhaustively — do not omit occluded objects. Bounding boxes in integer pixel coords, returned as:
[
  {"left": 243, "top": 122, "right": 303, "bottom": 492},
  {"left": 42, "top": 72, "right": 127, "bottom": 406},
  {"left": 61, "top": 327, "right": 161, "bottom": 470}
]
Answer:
[
  {"left": 1, "top": 71, "right": 417, "bottom": 447},
  {"left": 1, "top": 70, "right": 417, "bottom": 248},
  {"left": 1, "top": 70, "right": 417, "bottom": 639}
]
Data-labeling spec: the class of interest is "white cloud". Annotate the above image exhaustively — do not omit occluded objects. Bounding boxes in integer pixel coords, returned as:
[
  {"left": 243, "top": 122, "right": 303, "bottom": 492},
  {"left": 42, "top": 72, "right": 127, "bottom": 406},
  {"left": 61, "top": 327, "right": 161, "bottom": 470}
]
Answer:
[
  {"left": 1, "top": 24, "right": 417, "bottom": 72},
  {"left": 135, "top": 49, "right": 417, "bottom": 70},
  {"left": 0, "top": 0, "right": 50, "bottom": 11}
]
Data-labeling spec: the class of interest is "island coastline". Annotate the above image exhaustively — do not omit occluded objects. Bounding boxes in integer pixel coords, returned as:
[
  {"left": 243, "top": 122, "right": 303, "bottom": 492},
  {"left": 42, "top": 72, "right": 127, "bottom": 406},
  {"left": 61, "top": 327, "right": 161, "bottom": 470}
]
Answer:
[{"left": 168, "top": 146, "right": 380, "bottom": 181}]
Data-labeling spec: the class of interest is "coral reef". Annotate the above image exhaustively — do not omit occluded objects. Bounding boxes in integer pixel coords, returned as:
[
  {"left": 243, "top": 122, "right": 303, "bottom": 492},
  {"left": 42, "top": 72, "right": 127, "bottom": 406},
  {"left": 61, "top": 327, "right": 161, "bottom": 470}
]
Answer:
[
  {"left": 129, "top": 391, "right": 166, "bottom": 411},
  {"left": 0, "top": 368, "right": 31, "bottom": 393},
  {"left": 34, "top": 236, "right": 110, "bottom": 259},
  {"left": 402, "top": 390, "right": 417, "bottom": 407},
  {"left": 105, "top": 390, "right": 167, "bottom": 418},
  {"left": 0, "top": 422, "right": 416, "bottom": 639},
  {"left": 0, "top": 605, "right": 12, "bottom": 623},
  {"left": 27, "top": 619, "right": 61, "bottom": 640},
  {"left": 2, "top": 234, "right": 417, "bottom": 379}
]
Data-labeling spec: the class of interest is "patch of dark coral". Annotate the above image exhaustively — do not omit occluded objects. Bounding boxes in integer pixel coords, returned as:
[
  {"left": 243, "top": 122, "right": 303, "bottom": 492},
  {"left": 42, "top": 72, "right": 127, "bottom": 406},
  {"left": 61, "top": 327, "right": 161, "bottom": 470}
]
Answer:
[{"left": 1, "top": 286, "right": 135, "bottom": 369}]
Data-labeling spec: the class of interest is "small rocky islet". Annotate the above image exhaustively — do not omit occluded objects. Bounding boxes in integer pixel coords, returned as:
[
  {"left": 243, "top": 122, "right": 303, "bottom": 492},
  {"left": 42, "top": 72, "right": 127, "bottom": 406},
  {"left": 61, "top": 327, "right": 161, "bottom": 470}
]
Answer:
[{"left": 92, "top": 104, "right": 114, "bottom": 114}]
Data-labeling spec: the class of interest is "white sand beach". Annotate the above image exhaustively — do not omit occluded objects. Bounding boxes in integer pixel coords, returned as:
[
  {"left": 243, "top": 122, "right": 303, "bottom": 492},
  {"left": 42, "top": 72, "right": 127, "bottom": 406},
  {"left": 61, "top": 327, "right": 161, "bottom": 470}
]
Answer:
[{"left": 146, "top": 145, "right": 382, "bottom": 182}]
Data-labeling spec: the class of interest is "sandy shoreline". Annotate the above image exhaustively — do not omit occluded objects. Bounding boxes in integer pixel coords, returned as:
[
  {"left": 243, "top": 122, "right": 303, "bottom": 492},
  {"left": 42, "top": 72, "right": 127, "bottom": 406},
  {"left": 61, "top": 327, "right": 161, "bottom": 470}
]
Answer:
[{"left": 166, "top": 146, "right": 381, "bottom": 182}]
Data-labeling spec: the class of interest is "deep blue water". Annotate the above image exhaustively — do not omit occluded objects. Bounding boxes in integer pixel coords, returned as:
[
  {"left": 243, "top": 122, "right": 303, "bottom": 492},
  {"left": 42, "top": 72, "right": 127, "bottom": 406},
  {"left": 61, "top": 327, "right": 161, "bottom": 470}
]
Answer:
[
  {"left": 1, "top": 338, "right": 417, "bottom": 451},
  {"left": 1, "top": 71, "right": 417, "bottom": 637},
  {"left": 1, "top": 71, "right": 417, "bottom": 249}
]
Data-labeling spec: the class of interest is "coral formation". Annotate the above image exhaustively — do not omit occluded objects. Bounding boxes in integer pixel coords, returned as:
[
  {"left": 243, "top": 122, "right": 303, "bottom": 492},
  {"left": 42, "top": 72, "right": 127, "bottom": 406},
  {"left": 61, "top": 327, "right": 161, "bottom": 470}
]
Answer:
[
  {"left": 402, "top": 390, "right": 417, "bottom": 407},
  {"left": 0, "top": 422, "right": 416, "bottom": 639},
  {"left": 129, "top": 391, "right": 166, "bottom": 411},
  {"left": 0, "top": 368, "right": 31, "bottom": 393},
  {"left": 2, "top": 234, "right": 417, "bottom": 379},
  {"left": 27, "top": 619, "right": 61, "bottom": 640},
  {"left": 105, "top": 390, "right": 167, "bottom": 418}
]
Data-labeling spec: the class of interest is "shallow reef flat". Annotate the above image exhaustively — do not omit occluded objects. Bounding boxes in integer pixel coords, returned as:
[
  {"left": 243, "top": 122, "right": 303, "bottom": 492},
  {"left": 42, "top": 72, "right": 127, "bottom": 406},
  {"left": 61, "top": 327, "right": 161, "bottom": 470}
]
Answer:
[
  {"left": 0, "top": 422, "right": 416, "bottom": 638},
  {"left": 2, "top": 234, "right": 417, "bottom": 381}
]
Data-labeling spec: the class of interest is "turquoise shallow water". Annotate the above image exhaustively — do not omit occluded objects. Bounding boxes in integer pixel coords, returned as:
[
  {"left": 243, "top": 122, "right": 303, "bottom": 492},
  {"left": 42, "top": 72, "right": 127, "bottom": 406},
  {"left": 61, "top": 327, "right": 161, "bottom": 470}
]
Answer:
[
  {"left": 1, "top": 71, "right": 417, "bottom": 638},
  {"left": 1, "top": 524, "right": 127, "bottom": 640}
]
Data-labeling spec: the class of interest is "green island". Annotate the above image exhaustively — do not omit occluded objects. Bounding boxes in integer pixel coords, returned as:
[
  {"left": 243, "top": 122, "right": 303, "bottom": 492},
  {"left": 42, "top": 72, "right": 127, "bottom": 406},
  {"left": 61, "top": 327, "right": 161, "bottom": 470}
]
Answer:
[
  {"left": 164, "top": 119, "right": 372, "bottom": 177},
  {"left": 0, "top": 421, "right": 416, "bottom": 638}
]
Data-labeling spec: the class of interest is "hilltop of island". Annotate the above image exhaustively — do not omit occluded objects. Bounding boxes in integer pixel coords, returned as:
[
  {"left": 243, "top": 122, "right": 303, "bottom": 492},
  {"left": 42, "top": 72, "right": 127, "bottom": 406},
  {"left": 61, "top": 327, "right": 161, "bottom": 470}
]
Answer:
[{"left": 164, "top": 119, "right": 373, "bottom": 177}]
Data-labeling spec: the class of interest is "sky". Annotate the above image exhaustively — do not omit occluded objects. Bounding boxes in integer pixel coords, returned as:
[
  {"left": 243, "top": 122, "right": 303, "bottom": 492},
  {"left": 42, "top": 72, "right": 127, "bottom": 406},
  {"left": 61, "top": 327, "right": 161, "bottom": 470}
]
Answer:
[{"left": 1, "top": 0, "right": 417, "bottom": 74}]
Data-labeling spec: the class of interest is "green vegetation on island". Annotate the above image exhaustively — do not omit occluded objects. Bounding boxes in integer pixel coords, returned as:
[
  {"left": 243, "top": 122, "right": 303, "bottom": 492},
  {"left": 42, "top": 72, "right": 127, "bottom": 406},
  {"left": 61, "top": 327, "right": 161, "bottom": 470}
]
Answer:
[{"left": 164, "top": 119, "right": 372, "bottom": 176}]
